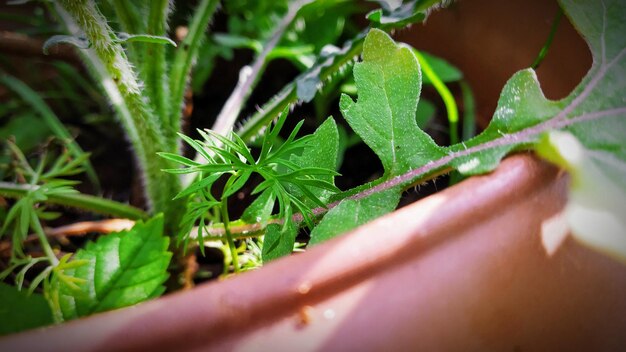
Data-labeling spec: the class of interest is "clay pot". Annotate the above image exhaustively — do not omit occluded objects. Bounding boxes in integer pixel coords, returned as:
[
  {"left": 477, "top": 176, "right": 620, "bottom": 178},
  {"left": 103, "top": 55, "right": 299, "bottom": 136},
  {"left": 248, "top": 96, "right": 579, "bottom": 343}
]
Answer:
[
  {"left": 3, "top": 0, "right": 624, "bottom": 350},
  {"left": 2, "top": 154, "right": 625, "bottom": 351}
]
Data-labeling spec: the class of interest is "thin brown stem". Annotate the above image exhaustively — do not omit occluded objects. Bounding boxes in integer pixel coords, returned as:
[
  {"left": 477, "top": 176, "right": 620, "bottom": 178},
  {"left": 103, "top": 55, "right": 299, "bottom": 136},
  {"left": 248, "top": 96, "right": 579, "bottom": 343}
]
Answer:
[{"left": 0, "top": 219, "right": 135, "bottom": 257}]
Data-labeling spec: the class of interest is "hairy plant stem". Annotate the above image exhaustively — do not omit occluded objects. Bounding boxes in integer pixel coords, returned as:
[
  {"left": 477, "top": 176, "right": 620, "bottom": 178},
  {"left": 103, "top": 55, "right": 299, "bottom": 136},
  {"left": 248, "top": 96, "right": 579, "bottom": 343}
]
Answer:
[
  {"left": 56, "top": 1, "right": 183, "bottom": 224},
  {"left": 0, "top": 182, "right": 148, "bottom": 220},
  {"left": 109, "top": 0, "right": 144, "bottom": 61}
]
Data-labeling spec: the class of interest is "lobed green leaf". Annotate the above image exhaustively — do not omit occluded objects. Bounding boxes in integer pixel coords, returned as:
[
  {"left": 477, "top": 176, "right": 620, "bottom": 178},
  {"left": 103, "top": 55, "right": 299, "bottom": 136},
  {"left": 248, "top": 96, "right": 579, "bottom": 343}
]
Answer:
[{"left": 339, "top": 29, "right": 446, "bottom": 177}]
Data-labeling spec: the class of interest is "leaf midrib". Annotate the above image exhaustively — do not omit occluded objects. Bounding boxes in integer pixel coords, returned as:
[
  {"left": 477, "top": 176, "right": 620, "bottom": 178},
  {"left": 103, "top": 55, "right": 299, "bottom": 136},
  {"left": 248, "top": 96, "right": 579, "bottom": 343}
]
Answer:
[
  {"left": 88, "top": 230, "right": 161, "bottom": 314},
  {"left": 321, "top": 26, "right": 626, "bottom": 214}
]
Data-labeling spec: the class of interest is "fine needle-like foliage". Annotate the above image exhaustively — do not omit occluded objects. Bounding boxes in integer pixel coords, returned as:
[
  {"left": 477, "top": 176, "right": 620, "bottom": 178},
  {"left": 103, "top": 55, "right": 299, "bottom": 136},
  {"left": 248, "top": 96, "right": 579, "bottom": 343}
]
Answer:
[
  {"left": 0, "top": 0, "right": 624, "bottom": 337},
  {"left": 160, "top": 109, "right": 340, "bottom": 265}
]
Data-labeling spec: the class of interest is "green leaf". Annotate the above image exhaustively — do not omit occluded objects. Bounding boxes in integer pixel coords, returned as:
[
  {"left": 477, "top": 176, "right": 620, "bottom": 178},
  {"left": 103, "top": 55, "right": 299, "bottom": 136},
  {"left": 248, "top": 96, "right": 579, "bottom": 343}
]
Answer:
[
  {"left": 289, "top": 117, "right": 339, "bottom": 204},
  {"left": 311, "top": 1, "right": 626, "bottom": 257},
  {"left": 339, "top": 28, "right": 446, "bottom": 176},
  {"left": 53, "top": 215, "right": 171, "bottom": 321},
  {"left": 116, "top": 32, "right": 177, "bottom": 46},
  {"left": 0, "top": 114, "right": 51, "bottom": 153},
  {"left": 308, "top": 29, "right": 445, "bottom": 245},
  {"left": 0, "top": 74, "right": 99, "bottom": 188},
  {"left": 241, "top": 190, "right": 275, "bottom": 225},
  {"left": 157, "top": 152, "right": 201, "bottom": 167},
  {"left": 445, "top": 0, "right": 626, "bottom": 213},
  {"left": 214, "top": 33, "right": 262, "bottom": 52},
  {"left": 238, "top": 0, "right": 437, "bottom": 141},
  {"left": 0, "top": 283, "right": 53, "bottom": 335},
  {"left": 42, "top": 35, "right": 89, "bottom": 54},
  {"left": 447, "top": 0, "right": 626, "bottom": 178},
  {"left": 262, "top": 222, "right": 297, "bottom": 262},
  {"left": 449, "top": 69, "right": 564, "bottom": 175},
  {"left": 309, "top": 188, "right": 401, "bottom": 246},
  {"left": 367, "top": 1, "right": 425, "bottom": 28}
]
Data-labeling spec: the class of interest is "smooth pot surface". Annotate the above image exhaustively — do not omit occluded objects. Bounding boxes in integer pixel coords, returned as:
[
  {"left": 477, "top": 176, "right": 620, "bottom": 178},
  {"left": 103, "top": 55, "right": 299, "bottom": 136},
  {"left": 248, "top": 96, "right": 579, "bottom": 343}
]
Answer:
[{"left": 2, "top": 154, "right": 625, "bottom": 351}]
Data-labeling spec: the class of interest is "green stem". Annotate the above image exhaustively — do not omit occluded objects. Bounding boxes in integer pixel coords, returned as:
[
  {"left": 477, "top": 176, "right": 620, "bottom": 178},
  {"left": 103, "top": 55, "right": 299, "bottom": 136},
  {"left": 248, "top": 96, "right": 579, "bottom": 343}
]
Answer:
[
  {"left": 415, "top": 50, "right": 459, "bottom": 145},
  {"left": 460, "top": 80, "right": 476, "bottom": 140},
  {"left": 220, "top": 198, "right": 240, "bottom": 273},
  {"left": 56, "top": 1, "right": 182, "bottom": 220},
  {"left": 30, "top": 212, "right": 59, "bottom": 266},
  {"left": 237, "top": 33, "right": 366, "bottom": 142},
  {"left": 234, "top": 0, "right": 451, "bottom": 142},
  {"left": 142, "top": 0, "right": 172, "bottom": 125},
  {"left": 0, "top": 181, "right": 148, "bottom": 220},
  {"left": 110, "top": 0, "right": 145, "bottom": 62},
  {"left": 531, "top": 6, "right": 563, "bottom": 69},
  {"left": 168, "top": 0, "right": 219, "bottom": 151},
  {"left": 211, "top": 0, "right": 313, "bottom": 136},
  {"left": 110, "top": 0, "right": 144, "bottom": 34}
]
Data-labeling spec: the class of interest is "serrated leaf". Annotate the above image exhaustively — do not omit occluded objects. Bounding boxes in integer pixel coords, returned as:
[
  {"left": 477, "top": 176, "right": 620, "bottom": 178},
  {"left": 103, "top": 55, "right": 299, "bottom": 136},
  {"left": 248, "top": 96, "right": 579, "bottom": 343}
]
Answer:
[
  {"left": 54, "top": 216, "right": 171, "bottom": 321},
  {"left": 309, "top": 188, "right": 401, "bottom": 246},
  {"left": 262, "top": 222, "right": 298, "bottom": 263},
  {"left": 0, "top": 282, "right": 53, "bottom": 335},
  {"left": 340, "top": 28, "right": 446, "bottom": 176}
]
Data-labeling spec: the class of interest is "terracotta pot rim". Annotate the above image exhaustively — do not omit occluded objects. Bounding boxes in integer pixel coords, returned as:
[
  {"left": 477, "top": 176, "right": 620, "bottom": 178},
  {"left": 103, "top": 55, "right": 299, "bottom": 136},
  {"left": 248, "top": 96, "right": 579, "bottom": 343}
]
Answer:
[{"left": 3, "top": 153, "right": 625, "bottom": 351}]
